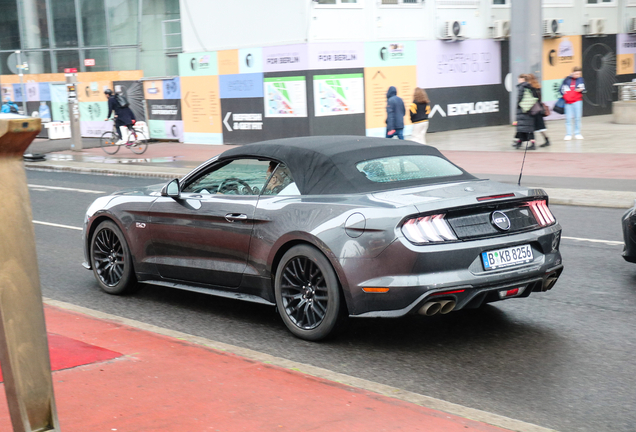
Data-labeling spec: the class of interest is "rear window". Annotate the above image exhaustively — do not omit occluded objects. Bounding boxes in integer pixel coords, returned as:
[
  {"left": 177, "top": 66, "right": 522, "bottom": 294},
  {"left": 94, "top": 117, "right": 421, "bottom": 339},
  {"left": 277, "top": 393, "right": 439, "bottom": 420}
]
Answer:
[{"left": 356, "top": 155, "right": 463, "bottom": 183}]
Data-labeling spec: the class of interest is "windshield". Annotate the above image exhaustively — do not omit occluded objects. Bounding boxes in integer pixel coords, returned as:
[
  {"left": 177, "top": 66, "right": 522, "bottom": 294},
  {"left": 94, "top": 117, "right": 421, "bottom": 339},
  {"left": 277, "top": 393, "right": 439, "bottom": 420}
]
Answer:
[{"left": 356, "top": 155, "right": 463, "bottom": 183}]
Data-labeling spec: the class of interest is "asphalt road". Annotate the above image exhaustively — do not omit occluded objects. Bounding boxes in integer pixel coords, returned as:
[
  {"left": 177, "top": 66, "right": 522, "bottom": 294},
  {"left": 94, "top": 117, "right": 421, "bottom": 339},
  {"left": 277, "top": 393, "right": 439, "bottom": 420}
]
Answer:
[{"left": 26, "top": 170, "right": 636, "bottom": 432}]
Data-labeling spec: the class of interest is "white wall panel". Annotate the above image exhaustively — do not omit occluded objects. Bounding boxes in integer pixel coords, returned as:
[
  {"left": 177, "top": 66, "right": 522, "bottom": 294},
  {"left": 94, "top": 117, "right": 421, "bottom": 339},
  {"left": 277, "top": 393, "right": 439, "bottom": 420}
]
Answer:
[{"left": 179, "top": 0, "right": 308, "bottom": 52}]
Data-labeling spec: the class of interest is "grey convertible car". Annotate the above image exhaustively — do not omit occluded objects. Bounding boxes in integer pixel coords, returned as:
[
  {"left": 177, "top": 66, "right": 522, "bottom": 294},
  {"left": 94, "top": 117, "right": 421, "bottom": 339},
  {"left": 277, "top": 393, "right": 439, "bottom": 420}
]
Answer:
[
  {"left": 622, "top": 201, "right": 636, "bottom": 263},
  {"left": 83, "top": 136, "right": 563, "bottom": 340}
]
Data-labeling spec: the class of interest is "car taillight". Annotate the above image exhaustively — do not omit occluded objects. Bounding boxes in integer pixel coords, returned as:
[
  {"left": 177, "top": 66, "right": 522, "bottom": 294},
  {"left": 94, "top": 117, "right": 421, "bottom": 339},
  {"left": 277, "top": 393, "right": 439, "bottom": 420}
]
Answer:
[
  {"left": 525, "top": 200, "right": 556, "bottom": 227},
  {"left": 402, "top": 214, "right": 457, "bottom": 244}
]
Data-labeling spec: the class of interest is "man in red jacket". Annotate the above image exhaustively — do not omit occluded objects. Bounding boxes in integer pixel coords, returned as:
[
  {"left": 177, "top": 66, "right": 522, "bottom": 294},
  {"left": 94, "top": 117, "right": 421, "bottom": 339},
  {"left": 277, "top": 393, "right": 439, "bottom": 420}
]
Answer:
[{"left": 560, "top": 66, "right": 585, "bottom": 141}]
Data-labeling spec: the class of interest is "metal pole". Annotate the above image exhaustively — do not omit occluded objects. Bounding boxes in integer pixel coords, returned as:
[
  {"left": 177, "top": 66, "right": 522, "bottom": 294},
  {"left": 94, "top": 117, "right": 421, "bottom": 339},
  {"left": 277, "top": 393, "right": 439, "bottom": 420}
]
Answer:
[
  {"left": 509, "top": 0, "right": 543, "bottom": 124},
  {"left": 0, "top": 116, "right": 61, "bottom": 432},
  {"left": 136, "top": 0, "right": 143, "bottom": 70},
  {"left": 16, "top": 51, "right": 27, "bottom": 115},
  {"left": 66, "top": 73, "right": 82, "bottom": 151}
]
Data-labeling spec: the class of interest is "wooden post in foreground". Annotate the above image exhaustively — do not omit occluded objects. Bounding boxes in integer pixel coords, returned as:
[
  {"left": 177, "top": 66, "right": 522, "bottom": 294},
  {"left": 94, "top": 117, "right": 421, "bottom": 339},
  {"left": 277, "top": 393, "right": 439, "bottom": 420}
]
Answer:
[{"left": 0, "top": 116, "right": 60, "bottom": 432}]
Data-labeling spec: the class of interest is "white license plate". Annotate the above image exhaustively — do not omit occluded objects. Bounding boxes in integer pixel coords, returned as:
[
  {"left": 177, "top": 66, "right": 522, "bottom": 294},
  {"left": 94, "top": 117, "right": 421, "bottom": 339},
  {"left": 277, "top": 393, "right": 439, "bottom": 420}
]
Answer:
[{"left": 482, "top": 244, "right": 533, "bottom": 270}]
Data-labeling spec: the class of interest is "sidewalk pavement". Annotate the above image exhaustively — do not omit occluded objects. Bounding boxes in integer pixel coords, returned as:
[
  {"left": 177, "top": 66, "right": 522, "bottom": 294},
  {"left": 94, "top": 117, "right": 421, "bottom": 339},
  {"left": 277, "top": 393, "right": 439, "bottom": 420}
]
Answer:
[
  {"left": 0, "top": 300, "right": 554, "bottom": 432},
  {"left": 23, "top": 114, "right": 636, "bottom": 208}
]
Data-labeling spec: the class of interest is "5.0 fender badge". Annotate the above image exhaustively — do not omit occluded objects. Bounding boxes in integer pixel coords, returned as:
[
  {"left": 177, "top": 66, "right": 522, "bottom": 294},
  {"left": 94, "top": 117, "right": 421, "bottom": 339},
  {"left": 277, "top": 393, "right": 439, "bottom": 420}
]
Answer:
[
  {"left": 491, "top": 211, "right": 511, "bottom": 231},
  {"left": 136, "top": 222, "right": 146, "bottom": 229}
]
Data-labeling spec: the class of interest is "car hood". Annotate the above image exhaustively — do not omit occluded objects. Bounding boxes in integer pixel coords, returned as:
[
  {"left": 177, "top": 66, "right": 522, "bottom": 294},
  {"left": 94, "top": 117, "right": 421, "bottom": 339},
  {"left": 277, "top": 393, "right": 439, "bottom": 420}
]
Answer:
[
  {"left": 370, "top": 179, "right": 544, "bottom": 212},
  {"left": 111, "top": 182, "right": 165, "bottom": 197}
]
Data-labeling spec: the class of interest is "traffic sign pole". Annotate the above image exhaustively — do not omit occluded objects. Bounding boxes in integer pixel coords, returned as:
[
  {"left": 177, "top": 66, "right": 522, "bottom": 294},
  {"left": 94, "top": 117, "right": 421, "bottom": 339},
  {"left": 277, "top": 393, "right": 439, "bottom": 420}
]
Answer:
[
  {"left": 15, "top": 51, "right": 27, "bottom": 115},
  {"left": 65, "top": 74, "right": 82, "bottom": 151}
]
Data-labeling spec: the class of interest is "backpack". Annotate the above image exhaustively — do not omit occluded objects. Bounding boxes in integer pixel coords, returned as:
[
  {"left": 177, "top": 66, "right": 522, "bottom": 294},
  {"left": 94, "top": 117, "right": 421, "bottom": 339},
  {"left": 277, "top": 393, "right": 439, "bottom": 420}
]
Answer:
[
  {"left": 519, "top": 87, "right": 538, "bottom": 113},
  {"left": 115, "top": 93, "right": 129, "bottom": 108},
  {"left": 9, "top": 104, "right": 18, "bottom": 114}
]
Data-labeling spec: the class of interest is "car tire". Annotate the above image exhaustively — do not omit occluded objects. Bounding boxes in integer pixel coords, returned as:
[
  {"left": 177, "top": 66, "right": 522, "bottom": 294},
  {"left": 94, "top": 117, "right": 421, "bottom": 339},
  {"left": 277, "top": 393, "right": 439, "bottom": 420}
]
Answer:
[
  {"left": 90, "top": 220, "right": 139, "bottom": 295},
  {"left": 275, "top": 245, "right": 347, "bottom": 341}
]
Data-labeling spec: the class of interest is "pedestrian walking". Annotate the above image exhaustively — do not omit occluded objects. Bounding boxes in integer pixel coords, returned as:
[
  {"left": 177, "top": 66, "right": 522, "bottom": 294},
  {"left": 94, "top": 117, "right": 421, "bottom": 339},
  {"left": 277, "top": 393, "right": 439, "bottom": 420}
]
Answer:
[
  {"left": 103, "top": 89, "right": 136, "bottom": 145},
  {"left": 385, "top": 86, "right": 405, "bottom": 140},
  {"left": 409, "top": 87, "right": 430, "bottom": 144},
  {"left": 513, "top": 74, "right": 537, "bottom": 150},
  {"left": 560, "top": 66, "right": 585, "bottom": 141},
  {"left": 1, "top": 97, "right": 19, "bottom": 114},
  {"left": 526, "top": 73, "right": 550, "bottom": 147}
]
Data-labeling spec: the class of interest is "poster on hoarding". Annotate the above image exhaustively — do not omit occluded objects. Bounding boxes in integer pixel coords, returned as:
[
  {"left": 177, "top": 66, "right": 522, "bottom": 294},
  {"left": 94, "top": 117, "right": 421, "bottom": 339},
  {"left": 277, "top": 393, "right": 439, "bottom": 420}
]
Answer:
[
  {"left": 363, "top": 66, "right": 416, "bottom": 135},
  {"left": 417, "top": 40, "right": 501, "bottom": 89},
  {"left": 147, "top": 99, "right": 182, "bottom": 121},
  {"left": 263, "top": 76, "right": 307, "bottom": 117},
  {"left": 313, "top": 73, "right": 364, "bottom": 116}
]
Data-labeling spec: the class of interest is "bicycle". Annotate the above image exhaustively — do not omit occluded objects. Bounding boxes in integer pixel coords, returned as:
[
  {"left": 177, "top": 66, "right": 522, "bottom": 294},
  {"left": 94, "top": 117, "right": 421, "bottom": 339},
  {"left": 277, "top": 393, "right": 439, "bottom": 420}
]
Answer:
[{"left": 100, "top": 119, "right": 148, "bottom": 155}]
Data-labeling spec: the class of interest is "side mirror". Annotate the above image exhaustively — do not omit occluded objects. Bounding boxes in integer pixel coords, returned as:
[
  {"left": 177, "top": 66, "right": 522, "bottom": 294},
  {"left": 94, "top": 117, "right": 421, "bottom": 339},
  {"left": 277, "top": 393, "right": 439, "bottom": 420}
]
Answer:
[{"left": 161, "top": 178, "right": 180, "bottom": 198}]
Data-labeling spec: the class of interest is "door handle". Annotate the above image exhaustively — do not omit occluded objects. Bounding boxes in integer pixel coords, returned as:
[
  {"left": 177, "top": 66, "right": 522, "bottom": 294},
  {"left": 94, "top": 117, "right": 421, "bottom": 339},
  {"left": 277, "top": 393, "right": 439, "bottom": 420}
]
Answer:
[{"left": 225, "top": 213, "right": 248, "bottom": 222}]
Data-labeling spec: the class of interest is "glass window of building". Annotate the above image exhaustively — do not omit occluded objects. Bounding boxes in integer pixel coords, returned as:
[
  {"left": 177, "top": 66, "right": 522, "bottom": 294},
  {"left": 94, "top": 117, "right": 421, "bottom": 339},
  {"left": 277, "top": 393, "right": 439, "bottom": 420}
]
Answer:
[
  {"left": 84, "top": 49, "right": 110, "bottom": 72},
  {"left": 52, "top": 0, "right": 79, "bottom": 47},
  {"left": 0, "top": 0, "right": 21, "bottom": 50},
  {"left": 0, "top": 51, "right": 13, "bottom": 75},
  {"left": 21, "top": 0, "right": 50, "bottom": 49},
  {"left": 24, "top": 51, "right": 51, "bottom": 73},
  {"left": 110, "top": 48, "right": 136, "bottom": 70},
  {"left": 55, "top": 50, "right": 80, "bottom": 73},
  {"left": 81, "top": 0, "right": 108, "bottom": 46},
  {"left": 107, "top": 0, "right": 139, "bottom": 46}
]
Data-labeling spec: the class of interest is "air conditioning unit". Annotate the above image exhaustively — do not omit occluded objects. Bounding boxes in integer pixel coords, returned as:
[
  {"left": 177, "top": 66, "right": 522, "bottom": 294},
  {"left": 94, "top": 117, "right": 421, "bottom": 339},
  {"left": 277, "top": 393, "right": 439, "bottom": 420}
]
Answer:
[
  {"left": 586, "top": 18, "right": 606, "bottom": 35},
  {"left": 629, "top": 17, "right": 636, "bottom": 34},
  {"left": 441, "top": 20, "right": 463, "bottom": 40},
  {"left": 493, "top": 20, "right": 510, "bottom": 39},
  {"left": 543, "top": 19, "right": 561, "bottom": 38}
]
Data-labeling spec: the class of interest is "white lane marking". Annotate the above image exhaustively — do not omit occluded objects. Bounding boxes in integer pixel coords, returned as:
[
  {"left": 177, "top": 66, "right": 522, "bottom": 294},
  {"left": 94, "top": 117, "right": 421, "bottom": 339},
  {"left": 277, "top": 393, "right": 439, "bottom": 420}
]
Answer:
[
  {"left": 32, "top": 220, "right": 82, "bottom": 231},
  {"left": 43, "top": 298, "right": 558, "bottom": 432},
  {"left": 28, "top": 184, "right": 105, "bottom": 194},
  {"left": 562, "top": 236, "right": 623, "bottom": 246}
]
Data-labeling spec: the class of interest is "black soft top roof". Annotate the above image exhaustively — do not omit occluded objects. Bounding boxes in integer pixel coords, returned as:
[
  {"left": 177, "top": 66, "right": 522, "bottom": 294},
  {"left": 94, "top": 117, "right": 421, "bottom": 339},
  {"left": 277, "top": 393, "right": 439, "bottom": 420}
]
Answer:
[{"left": 219, "top": 136, "right": 476, "bottom": 195}]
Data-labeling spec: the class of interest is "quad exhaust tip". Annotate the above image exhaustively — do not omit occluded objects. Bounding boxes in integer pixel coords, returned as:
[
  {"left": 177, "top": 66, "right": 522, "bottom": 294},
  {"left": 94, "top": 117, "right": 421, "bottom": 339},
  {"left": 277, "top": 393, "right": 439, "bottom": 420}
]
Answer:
[
  {"left": 542, "top": 275, "right": 558, "bottom": 292},
  {"left": 418, "top": 300, "right": 456, "bottom": 316}
]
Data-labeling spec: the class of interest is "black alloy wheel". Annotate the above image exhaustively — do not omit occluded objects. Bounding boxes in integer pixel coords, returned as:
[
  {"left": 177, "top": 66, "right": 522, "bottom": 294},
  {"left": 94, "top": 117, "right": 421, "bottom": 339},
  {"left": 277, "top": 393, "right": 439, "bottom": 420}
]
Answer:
[
  {"left": 90, "top": 220, "right": 138, "bottom": 295},
  {"left": 275, "top": 245, "right": 347, "bottom": 341}
]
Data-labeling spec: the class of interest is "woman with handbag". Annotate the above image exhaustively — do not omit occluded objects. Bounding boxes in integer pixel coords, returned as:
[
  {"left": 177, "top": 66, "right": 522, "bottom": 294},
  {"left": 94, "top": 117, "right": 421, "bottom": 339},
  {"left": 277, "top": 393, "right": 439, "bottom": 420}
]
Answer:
[
  {"left": 527, "top": 74, "right": 550, "bottom": 148},
  {"left": 512, "top": 74, "right": 537, "bottom": 150}
]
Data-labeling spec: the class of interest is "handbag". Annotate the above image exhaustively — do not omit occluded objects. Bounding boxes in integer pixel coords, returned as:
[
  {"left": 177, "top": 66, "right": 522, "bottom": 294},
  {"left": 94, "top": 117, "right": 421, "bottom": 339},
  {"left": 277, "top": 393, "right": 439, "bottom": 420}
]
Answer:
[
  {"left": 542, "top": 103, "right": 550, "bottom": 117},
  {"left": 529, "top": 101, "right": 543, "bottom": 116},
  {"left": 553, "top": 98, "right": 565, "bottom": 115}
]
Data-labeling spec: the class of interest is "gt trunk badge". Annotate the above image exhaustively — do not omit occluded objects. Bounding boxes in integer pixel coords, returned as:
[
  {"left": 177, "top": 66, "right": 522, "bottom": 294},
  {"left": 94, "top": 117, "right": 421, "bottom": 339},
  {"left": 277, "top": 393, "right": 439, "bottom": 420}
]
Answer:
[{"left": 491, "top": 211, "right": 511, "bottom": 231}]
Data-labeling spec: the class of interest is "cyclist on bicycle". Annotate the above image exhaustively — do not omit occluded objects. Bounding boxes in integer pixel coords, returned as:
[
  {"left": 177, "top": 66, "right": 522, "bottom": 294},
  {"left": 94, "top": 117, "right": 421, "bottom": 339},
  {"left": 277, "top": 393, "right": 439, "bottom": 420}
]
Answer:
[{"left": 104, "top": 89, "right": 136, "bottom": 145}]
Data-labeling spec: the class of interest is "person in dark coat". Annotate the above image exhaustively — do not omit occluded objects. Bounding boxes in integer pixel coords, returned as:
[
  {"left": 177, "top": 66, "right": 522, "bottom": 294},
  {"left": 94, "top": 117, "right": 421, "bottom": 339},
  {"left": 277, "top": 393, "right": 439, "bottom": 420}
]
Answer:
[
  {"left": 512, "top": 74, "right": 536, "bottom": 150},
  {"left": 385, "top": 86, "right": 405, "bottom": 140},
  {"left": 104, "top": 88, "right": 136, "bottom": 144}
]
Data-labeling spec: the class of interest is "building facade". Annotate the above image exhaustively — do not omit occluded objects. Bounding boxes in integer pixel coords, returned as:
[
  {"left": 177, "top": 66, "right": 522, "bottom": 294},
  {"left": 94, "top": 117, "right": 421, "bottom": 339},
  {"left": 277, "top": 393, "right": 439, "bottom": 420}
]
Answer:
[
  {"left": 0, "top": 0, "right": 180, "bottom": 77},
  {"left": 2, "top": 0, "right": 636, "bottom": 144},
  {"left": 173, "top": 0, "right": 636, "bottom": 144}
]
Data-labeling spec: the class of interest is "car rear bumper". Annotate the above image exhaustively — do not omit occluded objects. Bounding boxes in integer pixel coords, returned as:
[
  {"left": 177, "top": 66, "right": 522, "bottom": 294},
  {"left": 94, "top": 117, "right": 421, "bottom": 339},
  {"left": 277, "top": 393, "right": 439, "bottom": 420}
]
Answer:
[
  {"left": 622, "top": 207, "right": 636, "bottom": 263},
  {"left": 340, "top": 224, "right": 563, "bottom": 317},
  {"left": 353, "top": 264, "right": 563, "bottom": 318}
]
